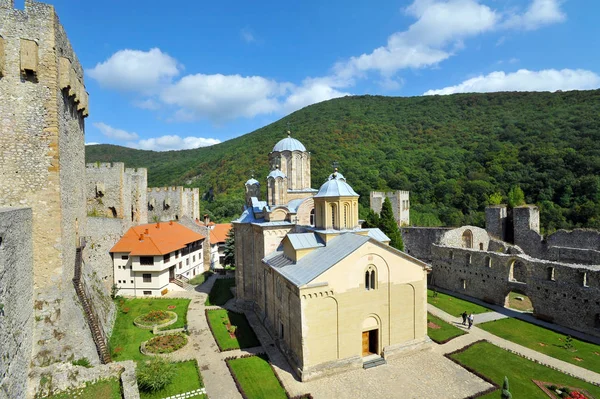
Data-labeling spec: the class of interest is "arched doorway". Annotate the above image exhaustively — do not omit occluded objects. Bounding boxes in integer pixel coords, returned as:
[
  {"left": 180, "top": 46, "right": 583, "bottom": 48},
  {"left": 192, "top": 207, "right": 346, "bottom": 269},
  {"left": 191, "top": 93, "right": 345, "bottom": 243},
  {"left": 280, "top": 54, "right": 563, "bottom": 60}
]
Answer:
[
  {"left": 361, "top": 316, "right": 380, "bottom": 356},
  {"left": 509, "top": 260, "right": 527, "bottom": 283},
  {"left": 462, "top": 229, "right": 473, "bottom": 248},
  {"left": 505, "top": 290, "right": 534, "bottom": 313}
]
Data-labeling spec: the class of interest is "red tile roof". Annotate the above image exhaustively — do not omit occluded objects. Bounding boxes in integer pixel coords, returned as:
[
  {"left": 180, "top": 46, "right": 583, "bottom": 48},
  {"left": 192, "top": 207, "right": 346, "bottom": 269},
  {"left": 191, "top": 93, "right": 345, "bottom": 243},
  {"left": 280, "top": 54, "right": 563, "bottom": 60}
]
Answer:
[
  {"left": 210, "top": 223, "right": 232, "bottom": 245},
  {"left": 110, "top": 221, "right": 205, "bottom": 256}
]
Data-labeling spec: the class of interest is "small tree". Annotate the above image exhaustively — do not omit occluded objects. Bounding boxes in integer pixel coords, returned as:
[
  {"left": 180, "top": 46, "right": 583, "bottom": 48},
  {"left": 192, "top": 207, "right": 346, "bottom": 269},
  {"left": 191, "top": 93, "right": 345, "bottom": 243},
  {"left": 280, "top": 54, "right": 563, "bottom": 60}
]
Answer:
[
  {"left": 488, "top": 192, "right": 503, "bottom": 206},
  {"left": 110, "top": 283, "right": 120, "bottom": 300},
  {"left": 501, "top": 376, "right": 512, "bottom": 399},
  {"left": 137, "top": 357, "right": 175, "bottom": 392},
  {"left": 378, "top": 197, "right": 404, "bottom": 251},
  {"left": 223, "top": 227, "right": 235, "bottom": 267},
  {"left": 507, "top": 186, "right": 526, "bottom": 208},
  {"left": 564, "top": 335, "right": 575, "bottom": 351},
  {"left": 361, "top": 208, "right": 381, "bottom": 229}
]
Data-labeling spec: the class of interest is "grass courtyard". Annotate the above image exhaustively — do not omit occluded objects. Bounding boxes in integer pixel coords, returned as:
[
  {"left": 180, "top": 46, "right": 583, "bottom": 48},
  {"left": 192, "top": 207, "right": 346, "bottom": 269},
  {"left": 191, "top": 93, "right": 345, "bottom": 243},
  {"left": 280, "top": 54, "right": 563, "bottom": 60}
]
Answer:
[
  {"left": 188, "top": 271, "right": 213, "bottom": 286},
  {"left": 206, "top": 309, "right": 260, "bottom": 350},
  {"left": 427, "top": 312, "right": 467, "bottom": 344},
  {"left": 139, "top": 360, "right": 206, "bottom": 399},
  {"left": 427, "top": 289, "right": 491, "bottom": 316},
  {"left": 205, "top": 278, "right": 236, "bottom": 306},
  {"left": 479, "top": 318, "right": 600, "bottom": 373},
  {"left": 43, "top": 378, "right": 121, "bottom": 399},
  {"left": 109, "top": 297, "right": 191, "bottom": 361},
  {"left": 227, "top": 355, "right": 287, "bottom": 399},
  {"left": 449, "top": 341, "right": 600, "bottom": 398}
]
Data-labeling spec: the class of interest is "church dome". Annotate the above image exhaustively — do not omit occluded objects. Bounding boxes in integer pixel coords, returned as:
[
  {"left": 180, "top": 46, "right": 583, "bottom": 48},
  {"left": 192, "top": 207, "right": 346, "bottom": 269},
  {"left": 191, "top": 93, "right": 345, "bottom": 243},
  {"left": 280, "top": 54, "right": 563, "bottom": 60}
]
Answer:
[
  {"left": 314, "top": 171, "right": 359, "bottom": 198},
  {"left": 272, "top": 135, "right": 306, "bottom": 152},
  {"left": 267, "top": 167, "right": 286, "bottom": 179}
]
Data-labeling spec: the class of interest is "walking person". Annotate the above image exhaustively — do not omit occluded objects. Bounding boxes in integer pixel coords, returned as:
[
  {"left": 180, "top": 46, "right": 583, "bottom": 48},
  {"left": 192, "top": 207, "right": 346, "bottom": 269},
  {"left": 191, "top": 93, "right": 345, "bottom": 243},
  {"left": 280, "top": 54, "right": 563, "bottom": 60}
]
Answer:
[
  {"left": 468, "top": 313, "right": 474, "bottom": 329},
  {"left": 461, "top": 311, "right": 468, "bottom": 325}
]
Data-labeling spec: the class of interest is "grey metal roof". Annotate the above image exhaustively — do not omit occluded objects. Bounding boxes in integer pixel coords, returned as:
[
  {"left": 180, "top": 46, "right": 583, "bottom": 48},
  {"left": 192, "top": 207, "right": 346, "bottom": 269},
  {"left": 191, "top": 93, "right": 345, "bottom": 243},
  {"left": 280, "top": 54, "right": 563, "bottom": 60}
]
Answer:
[
  {"left": 272, "top": 136, "right": 306, "bottom": 152},
  {"left": 264, "top": 233, "right": 371, "bottom": 286},
  {"left": 251, "top": 197, "right": 268, "bottom": 214},
  {"left": 245, "top": 178, "right": 259, "bottom": 185},
  {"left": 327, "top": 171, "right": 346, "bottom": 181},
  {"left": 286, "top": 198, "right": 306, "bottom": 213},
  {"left": 287, "top": 233, "right": 324, "bottom": 250},
  {"left": 365, "top": 228, "right": 390, "bottom": 242},
  {"left": 267, "top": 168, "right": 286, "bottom": 179},
  {"left": 314, "top": 177, "right": 359, "bottom": 198}
]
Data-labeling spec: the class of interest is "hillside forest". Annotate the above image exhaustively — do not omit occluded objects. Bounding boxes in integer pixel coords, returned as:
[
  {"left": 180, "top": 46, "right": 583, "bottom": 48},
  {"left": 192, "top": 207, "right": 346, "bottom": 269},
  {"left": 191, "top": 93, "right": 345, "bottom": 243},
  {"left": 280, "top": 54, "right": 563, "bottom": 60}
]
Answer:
[{"left": 86, "top": 90, "right": 600, "bottom": 235}]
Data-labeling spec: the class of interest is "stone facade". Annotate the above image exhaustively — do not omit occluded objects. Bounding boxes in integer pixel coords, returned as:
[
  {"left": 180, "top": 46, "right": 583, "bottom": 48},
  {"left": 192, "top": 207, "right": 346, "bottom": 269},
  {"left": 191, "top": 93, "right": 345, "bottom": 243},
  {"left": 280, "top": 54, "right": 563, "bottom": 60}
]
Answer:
[
  {"left": 0, "top": 0, "right": 100, "bottom": 377},
  {"left": 147, "top": 186, "right": 199, "bottom": 222},
  {"left": 370, "top": 190, "right": 410, "bottom": 226},
  {"left": 0, "top": 208, "right": 34, "bottom": 399}
]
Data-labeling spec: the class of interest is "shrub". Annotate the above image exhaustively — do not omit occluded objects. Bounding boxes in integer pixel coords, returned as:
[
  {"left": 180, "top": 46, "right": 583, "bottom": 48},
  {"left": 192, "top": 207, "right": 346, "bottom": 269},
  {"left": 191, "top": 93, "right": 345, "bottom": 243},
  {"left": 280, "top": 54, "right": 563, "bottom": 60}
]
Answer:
[
  {"left": 136, "top": 357, "right": 175, "bottom": 393},
  {"left": 501, "top": 376, "right": 512, "bottom": 399},
  {"left": 71, "top": 357, "right": 92, "bottom": 368}
]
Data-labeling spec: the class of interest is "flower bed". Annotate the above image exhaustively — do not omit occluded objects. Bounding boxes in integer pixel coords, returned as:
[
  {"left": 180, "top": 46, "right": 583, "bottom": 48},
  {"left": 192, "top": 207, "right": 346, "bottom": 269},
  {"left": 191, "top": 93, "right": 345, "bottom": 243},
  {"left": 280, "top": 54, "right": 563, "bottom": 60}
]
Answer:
[
  {"left": 141, "top": 333, "right": 188, "bottom": 355},
  {"left": 134, "top": 310, "right": 177, "bottom": 329},
  {"left": 533, "top": 380, "right": 596, "bottom": 399}
]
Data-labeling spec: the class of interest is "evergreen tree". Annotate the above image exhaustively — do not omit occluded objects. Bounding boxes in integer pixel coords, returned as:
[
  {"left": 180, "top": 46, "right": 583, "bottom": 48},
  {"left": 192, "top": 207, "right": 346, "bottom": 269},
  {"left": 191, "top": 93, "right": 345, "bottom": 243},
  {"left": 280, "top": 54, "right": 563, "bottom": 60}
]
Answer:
[
  {"left": 501, "top": 376, "right": 512, "bottom": 399},
  {"left": 361, "top": 208, "right": 381, "bottom": 229},
  {"left": 378, "top": 197, "right": 404, "bottom": 251},
  {"left": 223, "top": 228, "right": 236, "bottom": 267}
]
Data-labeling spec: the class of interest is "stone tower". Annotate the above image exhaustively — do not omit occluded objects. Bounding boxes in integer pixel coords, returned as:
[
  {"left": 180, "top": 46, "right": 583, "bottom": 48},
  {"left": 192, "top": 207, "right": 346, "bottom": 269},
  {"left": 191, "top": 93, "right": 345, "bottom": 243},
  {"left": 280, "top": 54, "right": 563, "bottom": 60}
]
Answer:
[
  {"left": 0, "top": 0, "right": 99, "bottom": 372},
  {"left": 370, "top": 190, "right": 410, "bottom": 226}
]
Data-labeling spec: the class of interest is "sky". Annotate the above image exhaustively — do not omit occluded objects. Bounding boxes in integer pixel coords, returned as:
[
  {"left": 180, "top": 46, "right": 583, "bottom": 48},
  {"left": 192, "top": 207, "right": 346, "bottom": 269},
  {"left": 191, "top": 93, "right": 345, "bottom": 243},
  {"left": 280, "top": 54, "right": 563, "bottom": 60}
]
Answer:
[{"left": 30, "top": 0, "right": 600, "bottom": 151}]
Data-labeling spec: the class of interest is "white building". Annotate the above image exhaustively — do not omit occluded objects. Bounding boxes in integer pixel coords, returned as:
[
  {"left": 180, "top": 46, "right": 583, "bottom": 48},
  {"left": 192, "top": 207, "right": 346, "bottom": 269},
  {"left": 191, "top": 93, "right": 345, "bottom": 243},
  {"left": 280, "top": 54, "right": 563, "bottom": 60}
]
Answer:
[
  {"left": 110, "top": 221, "right": 205, "bottom": 297},
  {"left": 209, "top": 223, "right": 232, "bottom": 270}
]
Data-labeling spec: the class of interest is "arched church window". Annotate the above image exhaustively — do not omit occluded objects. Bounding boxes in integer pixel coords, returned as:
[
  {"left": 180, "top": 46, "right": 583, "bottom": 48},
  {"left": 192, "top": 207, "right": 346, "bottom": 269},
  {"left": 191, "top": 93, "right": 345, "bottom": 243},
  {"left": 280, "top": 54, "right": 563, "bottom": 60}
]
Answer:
[
  {"left": 343, "top": 203, "right": 350, "bottom": 229},
  {"left": 331, "top": 204, "right": 337, "bottom": 229},
  {"left": 310, "top": 209, "right": 315, "bottom": 226},
  {"left": 365, "top": 266, "right": 377, "bottom": 290}
]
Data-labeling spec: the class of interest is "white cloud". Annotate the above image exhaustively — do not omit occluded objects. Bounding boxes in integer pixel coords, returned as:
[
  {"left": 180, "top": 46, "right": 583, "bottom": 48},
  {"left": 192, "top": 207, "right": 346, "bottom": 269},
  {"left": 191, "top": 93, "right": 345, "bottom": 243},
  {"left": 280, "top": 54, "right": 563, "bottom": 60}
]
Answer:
[
  {"left": 504, "top": 0, "right": 566, "bottom": 30},
  {"left": 88, "top": 48, "right": 181, "bottom": 93},
  {"left": 128, "top": 135, "right": 221, "bottom": 151},
  {"left": 282, "top": 77, "right": 349, "bottom": 113},
  {"left": 241, "top": 28, "right": 256, "bottom": 43},
  {"left": 133, "top": 98, "right": 161, "bottom": 110},
  {"left": 85, "top": 142, "right": 100, "bottom": 146},
  {"left": 93, "top": 122, "right": 139, "bottom": 141},
  {"left": 424, "top": 69, "right": 600, "bottom": 95}
]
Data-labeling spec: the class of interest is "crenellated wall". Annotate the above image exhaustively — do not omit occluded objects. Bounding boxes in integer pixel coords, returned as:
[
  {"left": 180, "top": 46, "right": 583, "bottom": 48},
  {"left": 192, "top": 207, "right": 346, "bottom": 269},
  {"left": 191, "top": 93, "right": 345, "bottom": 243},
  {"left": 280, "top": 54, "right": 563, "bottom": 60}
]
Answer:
[
  {"left": 370, "top": 190, "right": 410, "bottom": 226},
  {"left": 147, "top": 186, "right": 199, "bottom": 222}
]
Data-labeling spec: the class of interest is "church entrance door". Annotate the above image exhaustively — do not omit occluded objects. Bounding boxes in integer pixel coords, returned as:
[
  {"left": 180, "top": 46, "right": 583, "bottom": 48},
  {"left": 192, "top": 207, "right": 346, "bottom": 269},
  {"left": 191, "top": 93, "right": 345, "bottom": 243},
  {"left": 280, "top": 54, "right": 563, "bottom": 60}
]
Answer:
[
  {"left": 362, "top": 331, "right": 369, "bottom": 356},
  {"left": 362, "top": 329, "right": 379, "bottom": 356}
]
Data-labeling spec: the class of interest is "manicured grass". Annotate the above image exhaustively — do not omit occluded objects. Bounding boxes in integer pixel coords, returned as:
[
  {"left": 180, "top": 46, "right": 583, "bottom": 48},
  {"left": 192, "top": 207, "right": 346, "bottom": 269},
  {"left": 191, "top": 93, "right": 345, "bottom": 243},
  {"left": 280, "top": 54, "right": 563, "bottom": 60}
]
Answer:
[
  {"left": 506, "top": 291, "right": 534, "bottom": 312},
  {"left": 188, "top": 271, "right": 213, "bottom": 286},
  {"left": 205, "top": 278, "right": 235, "bottom": 306},
  {"left": 139, "top": 360, "right": 206, "bottom": 399},
  {"left": 427, "top": 289, "right": 491, "bottom": 316},
  {"left": 478, "top": 318, "right": 600, "bottom": 373},
  {"left": 206, "top": 309, "right": 260, "bottom": 350},
  {"left": 227, "top": 355, "right": 287, "bottom": 399},
  {"left": 109, "top": 297, "right": 191, "bottom": 361},
  {"left": 449, "top": 341, "right": 600, "bottom": 398},
  {"left": 43, "top": 378, "right": 121, "bottom": 399},
  {"left": 427, "top": 312, "right": 467, "bottom": 344}
]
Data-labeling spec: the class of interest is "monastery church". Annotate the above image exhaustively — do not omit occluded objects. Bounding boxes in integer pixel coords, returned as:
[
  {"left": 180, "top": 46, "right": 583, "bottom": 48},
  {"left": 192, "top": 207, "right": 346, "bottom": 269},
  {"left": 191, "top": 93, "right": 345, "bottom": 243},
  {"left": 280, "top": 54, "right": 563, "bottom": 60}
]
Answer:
[{"left": 234, "top": 133, "right": 431, "bottom": 381}]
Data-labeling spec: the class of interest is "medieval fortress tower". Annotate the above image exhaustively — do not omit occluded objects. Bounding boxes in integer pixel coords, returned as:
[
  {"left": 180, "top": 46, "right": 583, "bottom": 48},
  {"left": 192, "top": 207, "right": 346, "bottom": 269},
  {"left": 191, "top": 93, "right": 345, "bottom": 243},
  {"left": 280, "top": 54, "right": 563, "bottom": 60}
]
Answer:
[
  {"left": 0, "top": 2, "right": 203, "bottom": 397},
  {"left": 370, "top": 190, "right": 410, "bottom": 226}
]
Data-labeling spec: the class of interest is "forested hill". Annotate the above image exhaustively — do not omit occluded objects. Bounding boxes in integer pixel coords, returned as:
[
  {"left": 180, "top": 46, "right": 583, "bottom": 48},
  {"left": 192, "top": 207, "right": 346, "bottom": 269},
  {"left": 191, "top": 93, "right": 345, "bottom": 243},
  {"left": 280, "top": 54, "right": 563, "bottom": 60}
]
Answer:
[{"left": 86, "top": 90, "right": 600, "bottom": 233}]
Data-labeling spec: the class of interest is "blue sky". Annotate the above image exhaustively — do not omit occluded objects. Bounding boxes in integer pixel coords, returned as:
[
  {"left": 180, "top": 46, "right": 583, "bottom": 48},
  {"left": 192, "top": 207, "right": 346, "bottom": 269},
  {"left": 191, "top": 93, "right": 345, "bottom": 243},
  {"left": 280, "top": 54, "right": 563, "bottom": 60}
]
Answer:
[{"left": 33, "top": 0, "right": 600, "bottom": 150}]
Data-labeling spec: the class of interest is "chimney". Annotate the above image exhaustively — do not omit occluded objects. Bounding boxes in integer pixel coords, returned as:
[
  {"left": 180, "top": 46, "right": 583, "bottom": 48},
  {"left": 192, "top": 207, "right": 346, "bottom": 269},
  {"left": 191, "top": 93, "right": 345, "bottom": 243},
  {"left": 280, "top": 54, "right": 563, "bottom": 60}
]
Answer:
[
  {"left": 169, "top": 220, "right": 173, "bottom": 225},
  {"left": 144, "top": 228, "right": 149, "bottom": 235},
  {"left": 156, "top": 222, "right": 160, "bottom": 228},
  {"left": 204, "top": 214, "right": 210, "bottom": 225},
  {"left": 139, "top": 234, "right": 144, "bottom": 241}
]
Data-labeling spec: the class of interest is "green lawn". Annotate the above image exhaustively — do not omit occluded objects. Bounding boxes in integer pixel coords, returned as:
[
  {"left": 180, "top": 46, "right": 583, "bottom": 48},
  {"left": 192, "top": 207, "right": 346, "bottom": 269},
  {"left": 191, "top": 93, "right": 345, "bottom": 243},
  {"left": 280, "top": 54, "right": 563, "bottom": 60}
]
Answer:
[
  {"left": 227, "top": 355, "right": 287, "bottom": 399},
  {"left": 43, "top": 378, "right": 121, "bottom": 399},
  {"left": 427, "top": 312, "right": 467, "bottom": 344},
  {"left": 450, "top": 341, "right": 600, "bottom": 398},
  {"left": 109, "top": 298, "right": 191, "bottom": 361},
  {"left": 427, "top": 289, "right": 491, "bottom": 316},
  {"left": 205, "top": 278, "right": 236, "bottom": 306},
  {"left": 188, "top": 271, "right": 213, "bottom": 286},
  {"left": 206, "top": 309, "right": 260, "bottom": 350},
  {"left": 478, "top": 318, "right": 600, "bottom": 373},
  {"left": 139, "top": 360, "right": 206, "bottom": 399}
]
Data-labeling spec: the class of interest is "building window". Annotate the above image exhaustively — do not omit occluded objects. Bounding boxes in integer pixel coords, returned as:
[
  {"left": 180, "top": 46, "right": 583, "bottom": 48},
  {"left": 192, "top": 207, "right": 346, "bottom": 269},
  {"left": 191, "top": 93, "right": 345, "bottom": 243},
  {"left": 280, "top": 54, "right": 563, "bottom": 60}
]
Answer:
[
  {"left": 479, "top": 243, "right": 484, "bottom": 250},
  {"left": 121, "top": 255, "right": 128, "bottom": 260},
  {"left": 179, "top": 262, "right": 182, "bottom": 269},
  {"left": 164, "top": 253, "right": 170, "bottom": 263},
  {"left": 143, "top": 274, "right": 151, "bottom": 283},
  {"left": 466, "top": 253, "right": 471, "bottom": 265},
  {"left": 143, "top": 291, "right": 152, "bottom": 296},
  {"left": 140, "top": 256, "right": 154, "bottom": 265},
  {"left": 186, "top": 259, "right": 190, "bottom": 266},
  {"left": 485, "top": 256, "right": 492, "bottom": 268},
  {"left": 462, "top": 279, "right": 467, "bottom": 290},
  {"left": 331, "top": 204, "right": 337, "bottom": 228},
  {"left": 279, "top": 322, "right": 284, "bottom": 339},
  {"left": 176, "top": 250, "right": 180, "bottom": 258},
  {"left": 365, "top": 266, "right": 377, "bottom": 290},
  {"left": 130, "top": 280, "right": 133, "bottom": 284},
  {"left": 462, "top": 230, "right": 473, "bottom": 249},
  {"left": 310, "top": 209, "right": 315, "bottom": 226},
  {"left": 583, "top": 272, "right": 588, "bottom": 287},
  {"left": 547, "top": 267, "right": 555, "bottom": 281},
  {"left": 343, "top": 203, "right": 350, "bottom": 229},
  {"left": 449, "top": 251, "right": 454, "bottom": 260},
  {"left": 193, "top": 255, "right": 196, "bottom": 262}
]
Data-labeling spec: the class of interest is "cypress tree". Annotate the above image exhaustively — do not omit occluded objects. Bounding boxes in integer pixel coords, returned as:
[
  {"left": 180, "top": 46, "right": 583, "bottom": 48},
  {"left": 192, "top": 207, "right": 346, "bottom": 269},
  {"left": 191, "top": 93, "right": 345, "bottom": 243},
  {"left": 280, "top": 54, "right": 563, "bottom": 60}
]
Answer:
[
  {"left": 223, "top": 228, "right": 236, "bottom": 267},
  {"left": 378, "top": 197, "right": 404, "bottom": 251}
]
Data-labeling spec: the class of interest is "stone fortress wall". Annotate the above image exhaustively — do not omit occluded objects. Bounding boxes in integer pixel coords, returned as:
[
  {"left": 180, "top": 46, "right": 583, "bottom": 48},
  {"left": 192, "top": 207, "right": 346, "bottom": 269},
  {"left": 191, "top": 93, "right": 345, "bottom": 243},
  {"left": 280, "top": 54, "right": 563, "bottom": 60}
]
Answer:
[
  {"left": 0, "top": 0, "right": 101, "bottom": 382},
  {"left": 410, "top": 205, "right": 600, "bottom": 338},
  {"left": 370, "top": 190, "right": 410, "bottom": 226},
  {"left": 147, "top": 186, "right": 200, "bottom": 222},
  {"left": 0, "top": 208, "right": 34, "bottom": 399}
]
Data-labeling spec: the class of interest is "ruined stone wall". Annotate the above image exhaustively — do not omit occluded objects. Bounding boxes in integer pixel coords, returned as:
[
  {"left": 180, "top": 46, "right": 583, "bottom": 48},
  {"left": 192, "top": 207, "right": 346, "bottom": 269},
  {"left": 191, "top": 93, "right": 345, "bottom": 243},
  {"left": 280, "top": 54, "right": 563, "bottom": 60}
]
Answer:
[
  {"left": 439, "top": 225, "right": 491, "bottom": 250},
  {"left": 400, "top": 227, "right": 451, "bottom": 263},
  {"left": 0, "top": 208, "right": 34, "bottom": 399},
  {"left": 147, "top": 187, "right": 199, "bottom": 222},
  {"left": 370, "top": 190, "right": 410, "bottom": 226},
  {"left": 0, "top": 0, "right": 98, "bottom": 371},
  {"left": 430, "top": 244, "right": 600, "bottom": 338}
]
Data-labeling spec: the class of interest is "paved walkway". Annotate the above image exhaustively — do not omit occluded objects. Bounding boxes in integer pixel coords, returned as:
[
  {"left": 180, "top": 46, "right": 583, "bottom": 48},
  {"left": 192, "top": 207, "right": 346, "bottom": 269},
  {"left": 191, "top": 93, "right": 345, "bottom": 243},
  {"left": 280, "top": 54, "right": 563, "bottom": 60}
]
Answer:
[{"left": 428, "top": 304, "right": 600, "bottom": 386}]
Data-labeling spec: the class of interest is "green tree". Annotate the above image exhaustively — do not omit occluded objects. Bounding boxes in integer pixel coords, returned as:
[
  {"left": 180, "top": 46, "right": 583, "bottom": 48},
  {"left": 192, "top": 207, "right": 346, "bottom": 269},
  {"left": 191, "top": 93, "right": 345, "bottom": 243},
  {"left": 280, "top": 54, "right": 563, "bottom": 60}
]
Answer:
[
  {"left": 501, "top": 376, "right": 512, "bottom": 399},
  {"left": 378, "top": 197, "right": 404, "bottom": 251},
  {"left": 507, "top": 186, "right": 526, "bottom": 208},
  {"left": 488, "top": 192, "right": 503, "bottom": 206},
  {"left": 223, "top": 228, "right": 236, "bottom": 267},
  {"left": 361, "top": 208, "right": 381, "bottom": 229}
]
